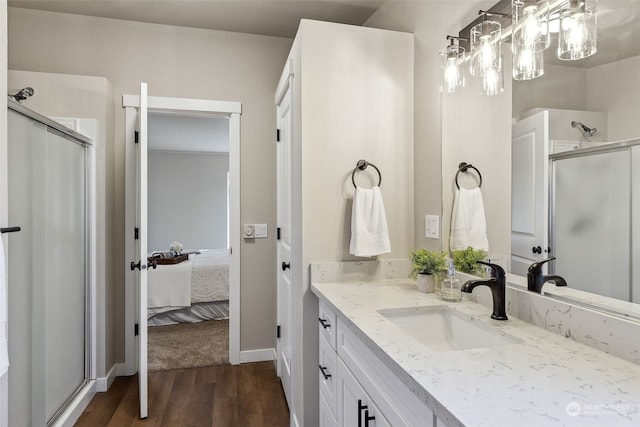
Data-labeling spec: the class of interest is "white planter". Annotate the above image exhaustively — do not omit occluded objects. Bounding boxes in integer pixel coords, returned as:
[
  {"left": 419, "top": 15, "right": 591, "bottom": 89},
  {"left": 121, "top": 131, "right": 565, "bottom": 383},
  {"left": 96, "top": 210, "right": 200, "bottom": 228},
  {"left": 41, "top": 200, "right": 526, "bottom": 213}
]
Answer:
[{"left": 416, "top": 273, "right": 435, "bottom": 293}]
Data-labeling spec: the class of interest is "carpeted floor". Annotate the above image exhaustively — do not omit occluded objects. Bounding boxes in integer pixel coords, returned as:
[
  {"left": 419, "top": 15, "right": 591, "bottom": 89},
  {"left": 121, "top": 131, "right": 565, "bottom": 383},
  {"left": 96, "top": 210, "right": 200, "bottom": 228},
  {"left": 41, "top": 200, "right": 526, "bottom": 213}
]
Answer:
[{"left": 148, "top": 319, "right": 229, "bottom": 371}]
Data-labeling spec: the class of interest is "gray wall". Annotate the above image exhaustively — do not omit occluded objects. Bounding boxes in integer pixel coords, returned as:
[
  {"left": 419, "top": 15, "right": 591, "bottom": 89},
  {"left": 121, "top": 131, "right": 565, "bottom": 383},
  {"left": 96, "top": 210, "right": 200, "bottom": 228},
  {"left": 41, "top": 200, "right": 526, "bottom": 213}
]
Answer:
[
  {"left": 8, "top": 7, "right": 292, "bottom": 362},
  {"left": 148, "top": 151, "right": 229, "bottom": 251}
]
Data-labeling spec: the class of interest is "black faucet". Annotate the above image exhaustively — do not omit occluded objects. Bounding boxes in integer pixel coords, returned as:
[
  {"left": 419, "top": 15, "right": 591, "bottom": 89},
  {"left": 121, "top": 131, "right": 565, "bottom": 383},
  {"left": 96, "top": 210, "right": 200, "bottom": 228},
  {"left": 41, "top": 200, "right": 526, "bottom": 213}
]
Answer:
[
  {"left": 461, "top": 261, "right": 508, "bottom": 321},
  {"left": 527, "top": 257, "right": 567, "bottom": 294}
]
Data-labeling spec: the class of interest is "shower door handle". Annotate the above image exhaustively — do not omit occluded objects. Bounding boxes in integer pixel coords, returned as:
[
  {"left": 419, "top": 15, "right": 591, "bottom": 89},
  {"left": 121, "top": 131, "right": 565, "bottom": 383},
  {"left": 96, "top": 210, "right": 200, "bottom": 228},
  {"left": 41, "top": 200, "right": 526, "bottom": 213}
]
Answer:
[{"left": 1, "top": 226, "right": 21, "bottom": 234}]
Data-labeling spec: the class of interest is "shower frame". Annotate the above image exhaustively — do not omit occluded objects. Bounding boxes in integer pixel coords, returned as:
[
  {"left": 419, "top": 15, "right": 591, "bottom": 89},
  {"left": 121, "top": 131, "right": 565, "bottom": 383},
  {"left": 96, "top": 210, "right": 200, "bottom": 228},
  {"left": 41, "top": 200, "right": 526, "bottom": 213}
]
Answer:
[{"left": 6, "top": 99, "right": 96, "bottom": 426}]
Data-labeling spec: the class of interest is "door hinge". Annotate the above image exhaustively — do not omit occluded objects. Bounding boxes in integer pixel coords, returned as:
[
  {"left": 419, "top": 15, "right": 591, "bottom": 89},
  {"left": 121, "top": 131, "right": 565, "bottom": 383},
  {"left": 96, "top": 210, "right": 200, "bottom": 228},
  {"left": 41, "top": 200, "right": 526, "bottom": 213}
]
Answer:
[
  {"left": 277, "top": 227, "right": 281, "bottom": 240},
  {"left": 276, "top": 129, "right": 280, "bottom": 142},
  {"left": 134, "top": 227, "right": 139, "bottom": 240},
  {"left": 134, "top": 130, "right": 139, "bottom": 144},
  {"left": 134, "top": 323, "right": 139, "bottom": 336},
  {"left": 277, "top": 325, "right": 281, "bottom": 339}
]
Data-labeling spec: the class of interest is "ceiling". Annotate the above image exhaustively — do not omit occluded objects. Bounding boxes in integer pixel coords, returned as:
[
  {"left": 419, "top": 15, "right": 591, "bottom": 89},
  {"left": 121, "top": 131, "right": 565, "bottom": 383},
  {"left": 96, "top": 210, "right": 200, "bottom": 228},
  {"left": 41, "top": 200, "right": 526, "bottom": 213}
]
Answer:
[{"left": 7, "top": 0, "right": 385, "bottom": 38}]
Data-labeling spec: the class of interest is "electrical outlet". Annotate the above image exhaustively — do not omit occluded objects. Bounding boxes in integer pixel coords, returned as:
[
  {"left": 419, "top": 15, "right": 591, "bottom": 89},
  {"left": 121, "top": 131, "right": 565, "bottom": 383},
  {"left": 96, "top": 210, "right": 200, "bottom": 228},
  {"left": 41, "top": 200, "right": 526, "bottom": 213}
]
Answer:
[{"left": 425, "top": 215, "right": 440, "bottom": 239}]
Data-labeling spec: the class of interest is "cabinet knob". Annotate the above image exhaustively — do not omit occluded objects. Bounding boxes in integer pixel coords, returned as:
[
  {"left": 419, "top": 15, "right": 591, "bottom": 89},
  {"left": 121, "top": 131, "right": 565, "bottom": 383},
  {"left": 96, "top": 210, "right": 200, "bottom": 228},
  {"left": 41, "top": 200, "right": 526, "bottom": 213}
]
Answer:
[
  {"left": 318, "top": 317, "right": 331, "bottom": 329},
  {"left": 532, "top": 246, "right": 542, "bottom": 254},
  {"left": 281, "top": 261, "right": 291, "bottom": 271},
  {"left": 318, "top": 365, "right": 332, "bottom": 380}
]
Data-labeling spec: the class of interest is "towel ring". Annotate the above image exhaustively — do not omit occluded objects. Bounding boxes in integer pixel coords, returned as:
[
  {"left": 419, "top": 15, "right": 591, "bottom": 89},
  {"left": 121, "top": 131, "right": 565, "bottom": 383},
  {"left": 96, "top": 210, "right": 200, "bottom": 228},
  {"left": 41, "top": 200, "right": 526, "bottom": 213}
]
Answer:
[
  {"left": 455, "top": 162, "right": 482, "bottom": 189},
  {"left": 352, "top": 159, "right": 382, "bottom": 188}
]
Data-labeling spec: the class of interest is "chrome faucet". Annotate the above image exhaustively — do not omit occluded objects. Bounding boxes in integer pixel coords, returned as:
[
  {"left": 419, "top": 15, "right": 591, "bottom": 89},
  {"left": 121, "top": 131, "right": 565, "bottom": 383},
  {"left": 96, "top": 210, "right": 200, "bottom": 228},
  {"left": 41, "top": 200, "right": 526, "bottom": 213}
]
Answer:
[
  {"left": 527, "top": 257, "right": 567, "bottom": 294},
  {"left": 461, "top": 261, "right": 508, "bottom": 321}
]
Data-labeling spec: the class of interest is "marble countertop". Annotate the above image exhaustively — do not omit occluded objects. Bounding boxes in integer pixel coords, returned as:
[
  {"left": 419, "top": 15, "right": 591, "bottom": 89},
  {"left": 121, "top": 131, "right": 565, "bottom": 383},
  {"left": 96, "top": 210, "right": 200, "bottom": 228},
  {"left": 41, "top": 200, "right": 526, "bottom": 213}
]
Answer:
[{"left": 311, "top": 276, "right": 640, "bottom": 426}]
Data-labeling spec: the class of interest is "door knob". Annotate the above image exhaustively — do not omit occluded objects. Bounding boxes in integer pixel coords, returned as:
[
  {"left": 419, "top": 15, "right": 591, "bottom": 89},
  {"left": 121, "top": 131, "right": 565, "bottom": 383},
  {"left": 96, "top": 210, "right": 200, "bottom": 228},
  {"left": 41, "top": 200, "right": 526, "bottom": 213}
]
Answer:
[
  {"left": 532, "top": 246, "right": 542, "bottom": 254},
  {"left": 281, "top": 261, "right": 291, "bottom": 271}
]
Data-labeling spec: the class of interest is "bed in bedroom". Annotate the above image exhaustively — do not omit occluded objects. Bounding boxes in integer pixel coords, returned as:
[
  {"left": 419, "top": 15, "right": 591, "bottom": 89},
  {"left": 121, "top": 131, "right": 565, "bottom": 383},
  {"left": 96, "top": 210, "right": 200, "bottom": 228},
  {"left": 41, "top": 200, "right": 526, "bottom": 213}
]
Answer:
[{"left": 147, "top": 249, "right": 230, "bottom": 326}]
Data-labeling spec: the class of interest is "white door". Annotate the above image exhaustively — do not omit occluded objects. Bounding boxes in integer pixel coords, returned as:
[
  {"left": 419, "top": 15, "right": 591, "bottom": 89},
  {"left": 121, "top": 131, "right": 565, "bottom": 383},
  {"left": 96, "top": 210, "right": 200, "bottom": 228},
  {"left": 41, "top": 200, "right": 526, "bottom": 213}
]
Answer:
[
  {"left": 511, "top": 111, "right": 549, "bottom": 275},
  {"left": 276, "top": 74, "right": 293, "bottom": 406},
  {"left": 134, "top": 82, "right": 149, "bottom": 419}
]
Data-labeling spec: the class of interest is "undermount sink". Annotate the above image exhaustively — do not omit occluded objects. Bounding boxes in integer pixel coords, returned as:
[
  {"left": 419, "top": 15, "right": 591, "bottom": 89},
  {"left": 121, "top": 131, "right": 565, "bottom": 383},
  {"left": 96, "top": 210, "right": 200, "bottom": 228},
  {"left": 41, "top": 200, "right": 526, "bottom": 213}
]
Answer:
[{"left": 377, "top": 305, "right": 522, "bottom": 352}]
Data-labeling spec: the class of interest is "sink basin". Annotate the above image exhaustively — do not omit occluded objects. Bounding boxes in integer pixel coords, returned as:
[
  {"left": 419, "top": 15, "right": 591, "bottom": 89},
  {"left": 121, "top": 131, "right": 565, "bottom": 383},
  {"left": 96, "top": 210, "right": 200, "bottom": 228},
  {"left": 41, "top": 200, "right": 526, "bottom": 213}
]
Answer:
[{"left": 377, "top": 306, "right": 522, "bottom": 352}]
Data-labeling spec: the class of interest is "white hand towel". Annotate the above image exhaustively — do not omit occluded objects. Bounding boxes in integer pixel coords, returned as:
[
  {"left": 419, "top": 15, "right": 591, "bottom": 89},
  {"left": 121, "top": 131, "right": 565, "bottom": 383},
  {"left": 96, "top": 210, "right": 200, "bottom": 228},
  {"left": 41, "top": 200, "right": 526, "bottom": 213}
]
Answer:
[
  {"left": 0, "top": 236, "right": 9, "bottom": 377},
  {"left": 450, "top": 187, "right": 489, "bottom": 251},
  {"left": 350, "top": 186, "right": 391, "bottom": 257}
]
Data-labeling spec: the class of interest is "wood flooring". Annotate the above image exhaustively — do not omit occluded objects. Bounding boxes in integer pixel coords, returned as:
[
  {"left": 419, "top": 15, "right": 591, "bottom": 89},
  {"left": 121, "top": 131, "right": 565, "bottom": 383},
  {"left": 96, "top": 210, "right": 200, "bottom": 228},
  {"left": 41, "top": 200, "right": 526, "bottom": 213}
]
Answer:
[{"left": 74, "top": 362, "right": 290, "bottom": 427}]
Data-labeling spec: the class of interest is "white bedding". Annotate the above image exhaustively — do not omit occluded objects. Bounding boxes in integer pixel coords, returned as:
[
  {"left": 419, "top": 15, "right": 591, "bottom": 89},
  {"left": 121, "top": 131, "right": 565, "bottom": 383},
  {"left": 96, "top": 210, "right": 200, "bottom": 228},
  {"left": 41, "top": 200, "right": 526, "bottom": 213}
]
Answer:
[{"left": 147, "top": 249, "right": 230, "bottom": 316}]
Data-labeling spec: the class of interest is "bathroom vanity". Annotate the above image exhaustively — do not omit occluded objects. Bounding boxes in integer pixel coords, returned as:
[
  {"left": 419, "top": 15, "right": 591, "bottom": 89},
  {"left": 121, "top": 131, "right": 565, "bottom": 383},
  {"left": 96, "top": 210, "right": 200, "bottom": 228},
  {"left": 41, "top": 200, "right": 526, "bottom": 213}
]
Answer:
[{"left": 311, "top": 260, "right": 640, "bottom": 427}]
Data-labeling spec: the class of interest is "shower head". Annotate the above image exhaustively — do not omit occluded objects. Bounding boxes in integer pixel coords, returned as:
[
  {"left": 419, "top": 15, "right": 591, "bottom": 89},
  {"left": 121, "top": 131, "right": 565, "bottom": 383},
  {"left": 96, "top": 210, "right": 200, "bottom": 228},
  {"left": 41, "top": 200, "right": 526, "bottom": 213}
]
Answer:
[
  {"left": 8, "top": 87, "right": 34, "bottom": 102},
  {"left": 571, "top": 121, "right": 597, "bottom": 137}
]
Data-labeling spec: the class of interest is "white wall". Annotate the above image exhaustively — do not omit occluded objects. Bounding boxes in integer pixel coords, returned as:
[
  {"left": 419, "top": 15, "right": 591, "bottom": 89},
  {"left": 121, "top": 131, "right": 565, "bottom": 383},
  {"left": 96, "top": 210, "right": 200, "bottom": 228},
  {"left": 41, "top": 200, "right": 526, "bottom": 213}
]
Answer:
[
  {"left": 7, "top": 7, "right": 292, "bottom": 360},
  {"left": 288, "top": 20, "right": 415, "bottom": 426},
  {"left": 513, "top": 64, "right": 588, "bottom": 120},
  {"left": 587, "top": 55, "right": 640, "bottom": 142},
  {"left": 148, "top": 151, "right": 228, "bottom": 251}
]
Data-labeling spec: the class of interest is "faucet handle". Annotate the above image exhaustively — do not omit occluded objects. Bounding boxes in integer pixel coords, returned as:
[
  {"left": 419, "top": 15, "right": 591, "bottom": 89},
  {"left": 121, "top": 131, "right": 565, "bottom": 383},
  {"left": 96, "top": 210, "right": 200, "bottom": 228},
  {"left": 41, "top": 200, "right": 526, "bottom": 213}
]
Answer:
[
  {"left": 476, "top": 260, "right": 505, "bottom": 279},
  {"left": 528, "top": 257, "right": 556, "bottom": 274}
]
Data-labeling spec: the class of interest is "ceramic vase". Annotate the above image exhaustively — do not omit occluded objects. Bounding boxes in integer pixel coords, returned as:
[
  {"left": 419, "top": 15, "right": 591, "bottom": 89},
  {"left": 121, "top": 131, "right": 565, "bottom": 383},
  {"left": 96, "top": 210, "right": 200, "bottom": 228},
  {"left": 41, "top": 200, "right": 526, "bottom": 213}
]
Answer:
[{"left": 416, "top": 273, "right": 435, "bottom": 293}]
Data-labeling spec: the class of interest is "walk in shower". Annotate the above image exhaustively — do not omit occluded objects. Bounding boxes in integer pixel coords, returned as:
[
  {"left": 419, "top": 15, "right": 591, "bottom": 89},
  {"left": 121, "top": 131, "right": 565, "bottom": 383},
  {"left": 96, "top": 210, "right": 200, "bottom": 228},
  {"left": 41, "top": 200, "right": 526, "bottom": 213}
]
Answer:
[
  {"left": 6, "top": 99, "right": 92, "bottom": 426},
  {"left": 550, "top": 139, "right": 640, "bottom": 303}
]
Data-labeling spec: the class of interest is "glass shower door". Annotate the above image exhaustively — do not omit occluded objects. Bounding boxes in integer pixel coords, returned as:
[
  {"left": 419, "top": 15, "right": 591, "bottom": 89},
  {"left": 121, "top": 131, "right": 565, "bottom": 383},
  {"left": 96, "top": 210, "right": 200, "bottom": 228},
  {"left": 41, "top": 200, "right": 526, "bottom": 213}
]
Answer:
[
  {"left": 551, "top": 148, "right": 631, "bottom": 300},
  {"left": 7, "top": 109, "right": 88, "bottom": 426}
]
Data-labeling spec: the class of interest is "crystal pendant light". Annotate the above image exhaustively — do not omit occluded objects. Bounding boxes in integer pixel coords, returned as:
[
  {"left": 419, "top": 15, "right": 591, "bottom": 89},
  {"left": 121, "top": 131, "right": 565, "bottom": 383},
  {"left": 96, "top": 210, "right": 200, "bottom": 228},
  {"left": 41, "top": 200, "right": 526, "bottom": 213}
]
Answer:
[
  {"left": 470, "top": 20, "right": 502, "bottom": 77},
  {"left": 439, "top": 36, "right": 466, "bottom": 93},
  {"left": 558, "top": 0, "right": 597, "bottom": 60}
]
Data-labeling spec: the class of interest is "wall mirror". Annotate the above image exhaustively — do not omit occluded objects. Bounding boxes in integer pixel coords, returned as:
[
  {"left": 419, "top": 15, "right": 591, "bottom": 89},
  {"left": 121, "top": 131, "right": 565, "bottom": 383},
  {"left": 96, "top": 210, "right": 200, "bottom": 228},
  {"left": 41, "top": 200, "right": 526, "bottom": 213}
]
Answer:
[{"left": 444, "top": 0, "right": 640, "bottom": 322}]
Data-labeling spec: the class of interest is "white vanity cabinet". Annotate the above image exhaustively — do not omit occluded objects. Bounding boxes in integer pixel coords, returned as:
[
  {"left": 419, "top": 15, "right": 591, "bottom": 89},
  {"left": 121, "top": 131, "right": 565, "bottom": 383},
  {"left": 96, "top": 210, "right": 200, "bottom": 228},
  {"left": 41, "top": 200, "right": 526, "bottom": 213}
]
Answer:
[{"left": 318, "top": 300, "right": 440, "bottom": 427}]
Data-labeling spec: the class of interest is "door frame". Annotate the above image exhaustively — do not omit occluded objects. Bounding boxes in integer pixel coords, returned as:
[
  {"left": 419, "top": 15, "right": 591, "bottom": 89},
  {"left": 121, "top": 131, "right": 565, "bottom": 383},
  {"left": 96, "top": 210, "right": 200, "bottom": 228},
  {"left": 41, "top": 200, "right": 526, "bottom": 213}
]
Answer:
[{"left": 123, "top": 94, "right": 242, "bottom": 372}]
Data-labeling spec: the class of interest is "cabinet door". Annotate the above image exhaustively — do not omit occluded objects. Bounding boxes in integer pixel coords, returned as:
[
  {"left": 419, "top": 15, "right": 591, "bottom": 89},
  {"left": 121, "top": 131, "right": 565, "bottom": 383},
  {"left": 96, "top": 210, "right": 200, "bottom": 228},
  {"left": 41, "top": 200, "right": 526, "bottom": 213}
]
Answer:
[
  {"left": 336, "top": 359, "right": 390, "bottom": 427},
  {"left": 320, "top": 393, "right": 338, "bottom": 427}
]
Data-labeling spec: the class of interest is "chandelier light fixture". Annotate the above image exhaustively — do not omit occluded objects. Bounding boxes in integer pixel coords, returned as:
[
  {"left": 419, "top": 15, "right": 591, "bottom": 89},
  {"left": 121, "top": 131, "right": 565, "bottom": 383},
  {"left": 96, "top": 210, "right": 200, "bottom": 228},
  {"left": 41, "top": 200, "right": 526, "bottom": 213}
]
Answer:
[
  {"left": 439, "top": 36, "right": 467, "bottom": 93},
  {"left": 438, "top": 0, "right": 599, "bottom": 95}
]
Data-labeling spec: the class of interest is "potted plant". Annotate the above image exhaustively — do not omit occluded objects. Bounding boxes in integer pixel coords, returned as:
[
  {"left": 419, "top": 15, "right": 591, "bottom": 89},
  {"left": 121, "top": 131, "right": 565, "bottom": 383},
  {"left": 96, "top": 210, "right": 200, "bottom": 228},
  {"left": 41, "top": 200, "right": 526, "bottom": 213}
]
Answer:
[
  {"left": 409, "top": 249, "right": 447, "bottom": 293},
  {"left": 451, "top": 247, "right": 488, "bottom": 276}
]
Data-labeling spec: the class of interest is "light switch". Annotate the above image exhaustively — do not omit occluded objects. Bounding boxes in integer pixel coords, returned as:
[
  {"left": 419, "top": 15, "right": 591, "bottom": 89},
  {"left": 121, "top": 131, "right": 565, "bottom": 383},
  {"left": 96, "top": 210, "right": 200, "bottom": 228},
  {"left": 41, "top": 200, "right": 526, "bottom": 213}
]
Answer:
[
  {"left": 425, "top": 215, "right": 439, "bottom": 239},
  {"left": 254, "top": 223, "right": 268, "bottom": 238}
]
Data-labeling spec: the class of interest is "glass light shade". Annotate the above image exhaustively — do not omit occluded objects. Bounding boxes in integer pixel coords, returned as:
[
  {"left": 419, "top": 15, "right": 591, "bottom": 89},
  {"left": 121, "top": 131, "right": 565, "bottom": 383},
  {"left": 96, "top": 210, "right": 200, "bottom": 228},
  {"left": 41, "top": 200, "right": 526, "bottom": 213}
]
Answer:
[
  {"left": 558, "top": 0, "right": 597, "bottom": 60},
  {"left": 513, "top": 45, "right": 544, "bottom": 80},
  {"left": 480, "top": 57, "right": 504, "bottom": 96},
  {"left": 512, "top": 0, "right": 550, "bottom": 51},
  {"left": 439, "top": 44, "right": 466, "bottom": 93},
  {"left": 470, "top": 20, "right": 502, "bottom": 76}
]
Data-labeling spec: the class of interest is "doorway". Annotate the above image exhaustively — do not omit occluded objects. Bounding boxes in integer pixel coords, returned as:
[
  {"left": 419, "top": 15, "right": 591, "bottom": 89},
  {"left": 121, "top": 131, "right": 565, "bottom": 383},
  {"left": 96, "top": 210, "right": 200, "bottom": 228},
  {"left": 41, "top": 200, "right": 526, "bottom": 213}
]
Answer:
[
  {"left": 146, "top": 112, "right": 231, "bottom": 370},
  {"left": 123, "top": 94, "right": 241, "bottom": 379}
]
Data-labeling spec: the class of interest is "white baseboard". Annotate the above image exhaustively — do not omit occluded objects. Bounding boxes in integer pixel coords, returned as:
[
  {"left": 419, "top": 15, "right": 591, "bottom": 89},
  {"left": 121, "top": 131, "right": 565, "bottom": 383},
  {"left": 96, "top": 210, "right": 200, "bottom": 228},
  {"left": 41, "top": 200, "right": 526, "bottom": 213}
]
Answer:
[
  {"left": 51, "top": 380, "right": 96, "bottom": 427},
  {"left": 95, "top": 362, "right": 126, "bottom": 392},
  {"left": 239, "top": 348, "right": 276, "bottom": 364}
]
